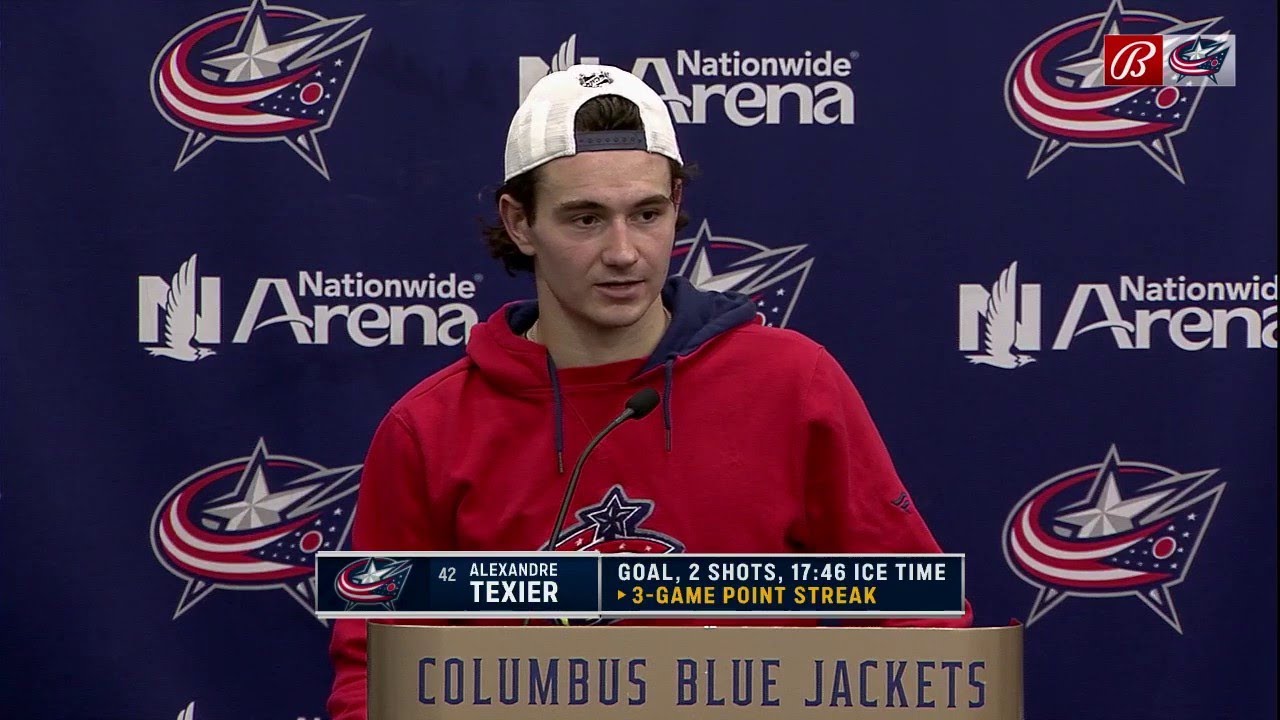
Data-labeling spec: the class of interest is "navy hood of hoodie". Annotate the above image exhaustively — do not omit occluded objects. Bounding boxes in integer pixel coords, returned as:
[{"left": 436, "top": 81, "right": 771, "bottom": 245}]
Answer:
[{"left": 503, "top": 275, "right": 758, "bottom": 371}]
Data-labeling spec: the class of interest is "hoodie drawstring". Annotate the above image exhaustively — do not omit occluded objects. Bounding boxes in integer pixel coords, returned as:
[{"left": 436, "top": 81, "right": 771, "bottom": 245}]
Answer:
[
  {"left": 663, "top": 358, "right": 675, "bottom": 452},
  {"left": 545, "top": 351, "right": 676, "bottom": 472},
  {"left": 546, "top": 353, "right": 565, "bottom": 474}
]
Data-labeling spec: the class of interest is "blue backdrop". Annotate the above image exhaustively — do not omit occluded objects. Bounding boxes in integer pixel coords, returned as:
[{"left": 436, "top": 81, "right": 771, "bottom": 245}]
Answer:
[{"left": 1, "top": 0, "right": 1274, "bottom": 718}]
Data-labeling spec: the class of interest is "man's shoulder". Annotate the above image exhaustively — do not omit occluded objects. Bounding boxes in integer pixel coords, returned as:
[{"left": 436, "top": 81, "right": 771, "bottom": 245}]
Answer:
[
  {"left": 388, "top": 356, "right": 475, "bottom": 417},
  {"left": 720, "top": 322, "right": 828, "bottom": 365}
]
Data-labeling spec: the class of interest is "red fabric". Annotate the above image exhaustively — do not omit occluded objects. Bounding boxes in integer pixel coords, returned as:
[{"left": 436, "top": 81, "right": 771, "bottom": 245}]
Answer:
[{"left": 327, "top": 305, "right": 973, "bottom": 720}]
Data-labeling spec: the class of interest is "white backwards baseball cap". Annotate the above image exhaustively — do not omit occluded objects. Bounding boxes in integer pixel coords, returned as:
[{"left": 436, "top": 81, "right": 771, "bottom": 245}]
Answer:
[{"left": 503, "top": 64, "right": 683, "bottom": 182}]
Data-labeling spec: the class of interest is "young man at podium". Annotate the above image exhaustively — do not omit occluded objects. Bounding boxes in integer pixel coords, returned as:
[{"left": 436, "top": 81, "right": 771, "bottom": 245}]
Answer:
[{"left": 328, "top": 64, "right": 973, "bottom": 720}]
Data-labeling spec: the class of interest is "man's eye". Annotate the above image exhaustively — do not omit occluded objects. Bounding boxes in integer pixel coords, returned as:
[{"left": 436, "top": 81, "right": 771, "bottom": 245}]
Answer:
[
  {"left": 573, "top": 215, "right": 599, "bottom": 227},
  {"left": 636, "top": 209, "right": 662, "bottom": 222}
]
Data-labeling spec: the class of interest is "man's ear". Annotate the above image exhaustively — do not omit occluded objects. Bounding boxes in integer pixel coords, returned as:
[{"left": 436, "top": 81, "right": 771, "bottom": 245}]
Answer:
[
  {"left": 671, "top": 178, "right": 684, "bottom": 213},
  {"left": 498, "top": 194, "right": 536, "bottom": 257}
]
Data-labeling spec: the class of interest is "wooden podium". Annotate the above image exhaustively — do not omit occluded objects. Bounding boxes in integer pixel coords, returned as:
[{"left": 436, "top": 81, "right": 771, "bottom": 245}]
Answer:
[{"left": 368, "top": 623, "right": 1023, "bottom": 719}]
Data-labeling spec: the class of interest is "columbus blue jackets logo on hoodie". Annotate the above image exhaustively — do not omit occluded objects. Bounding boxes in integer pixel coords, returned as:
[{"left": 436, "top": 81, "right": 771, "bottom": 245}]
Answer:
[
  {"left": 1003, "top": 445, "right": 1224, "bottom": 633},
  {"left": 544, "top": 485, "right": 682, "bottom": 626},
  {"left": 674, "top": 220, "right": 814, "bottom": 329},
  {"left": 1005, "top": 0, "right": 1227, "bottom": 182},
  {"left": 150, "top": 438, "right": 362, "bottom": 621},
  {"left": 150, "top": 0, "right": 371, "bottom": 178},
  {"left": 547, "top": 486, "right": 684, "bottom": 554}
]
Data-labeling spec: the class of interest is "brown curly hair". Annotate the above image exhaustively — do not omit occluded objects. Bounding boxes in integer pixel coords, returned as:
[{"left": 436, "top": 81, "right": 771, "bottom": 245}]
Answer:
[{"left": 482, "top": 95, "right": 691, "bottom": 276}]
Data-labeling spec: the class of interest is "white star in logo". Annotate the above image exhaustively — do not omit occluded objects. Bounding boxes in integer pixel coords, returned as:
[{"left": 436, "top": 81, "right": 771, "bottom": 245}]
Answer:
[
  {"left": 687, "top": 246, "right": 764, "bottom": 293},
  {"left": 1183, "top": 38, "right": 1213, "bottom": 61},
  {"left": 204, "top": 466, "right": 315, "bottom": 531},
  {"left": 1056, "top": 471, "right": 1171, "bottom": 538},
  {"left": 203, "top": 17, "right": 320, "bottom": 81},
  {"left": 353, "top": 558, "right": 406, "bottom": 584},
  {"left": 673, "top": 219, "right": 813, "bottom": 329}
]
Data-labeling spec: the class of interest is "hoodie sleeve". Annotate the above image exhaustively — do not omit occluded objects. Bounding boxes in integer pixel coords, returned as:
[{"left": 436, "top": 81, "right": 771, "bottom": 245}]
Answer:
[
  {"left": 798, "top": 347, "right": 974, "bottom": 627},
  {"left": 328, "top": 409, "right": 453, "bottom": 720}
]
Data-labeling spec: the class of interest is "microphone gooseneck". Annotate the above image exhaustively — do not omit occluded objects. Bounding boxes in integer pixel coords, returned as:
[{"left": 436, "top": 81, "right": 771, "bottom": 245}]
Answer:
[
  {"left": 545, "top": 388, "right": 660, "bottom": 553},
  {"left": 523, "top": 388, "right": 661, "bottom": 627}
]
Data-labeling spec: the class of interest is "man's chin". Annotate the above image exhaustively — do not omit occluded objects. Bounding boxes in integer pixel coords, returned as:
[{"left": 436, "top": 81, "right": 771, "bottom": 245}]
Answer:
[
  {"left": 582, "top": 303, "right": 652, "bottom": 331},
  {"left": 589, "top": 312, "right": 646, "bottom": 331}
]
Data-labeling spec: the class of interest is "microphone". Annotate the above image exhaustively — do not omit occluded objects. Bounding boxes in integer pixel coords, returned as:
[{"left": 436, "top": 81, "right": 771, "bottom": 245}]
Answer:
[
  {"left": 545, "top": 388, "right": 660, "bottom": 553},
  {"left": 525, "top": 389, "right": 660, "bottom": 627}
]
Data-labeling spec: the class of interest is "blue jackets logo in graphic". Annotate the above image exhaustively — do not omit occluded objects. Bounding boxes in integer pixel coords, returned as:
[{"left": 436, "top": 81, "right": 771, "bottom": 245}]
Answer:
[{"left": 334, "top": 558, "right": 413, "bottom": 610}]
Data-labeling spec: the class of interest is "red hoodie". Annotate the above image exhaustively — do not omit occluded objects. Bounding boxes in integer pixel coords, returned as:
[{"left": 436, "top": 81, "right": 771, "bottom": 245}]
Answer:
[{"left": 327, "top": 277, "right": 973, "bottom": 720}]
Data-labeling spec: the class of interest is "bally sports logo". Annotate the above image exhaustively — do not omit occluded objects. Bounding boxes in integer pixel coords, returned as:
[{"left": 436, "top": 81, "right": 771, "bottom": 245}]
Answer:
[
  {"left": 1005, "top": 0, "right": 1232, "bottom": 183},
  {"left": 1101, "top": 34, "right": 1235, "bottom": 87},
  {"left": 150, "top": 0, "right": 370, "bottom": 179}
]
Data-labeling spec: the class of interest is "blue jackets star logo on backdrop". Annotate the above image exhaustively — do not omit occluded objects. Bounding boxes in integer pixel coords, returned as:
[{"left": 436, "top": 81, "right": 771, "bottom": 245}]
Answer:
[
  {"left": 150, "top": 438, "right": 362, "bottom": 622},
  {"left": 673, "top": 220, "right": 814, "bottom": 329},
  {"left": 1003, "top": 445, "right": 1225, "bottom": 633},
  {"left": 150, "top": 0, "right": 371, "bottom": 179},
  {"left": 1005, "top": 0, "right": 1227, "bottom": 183}
]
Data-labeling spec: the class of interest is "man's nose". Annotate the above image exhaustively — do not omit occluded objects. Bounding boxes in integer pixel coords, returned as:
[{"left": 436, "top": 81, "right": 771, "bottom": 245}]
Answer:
[{"left": 600, "top": 220, "right": 640, "bottom": 266}]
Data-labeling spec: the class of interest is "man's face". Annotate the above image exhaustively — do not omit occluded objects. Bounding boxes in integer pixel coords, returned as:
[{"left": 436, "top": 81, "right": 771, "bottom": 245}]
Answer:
[{"left": 507, "top": 150, "right": 681, "bottom": 332}]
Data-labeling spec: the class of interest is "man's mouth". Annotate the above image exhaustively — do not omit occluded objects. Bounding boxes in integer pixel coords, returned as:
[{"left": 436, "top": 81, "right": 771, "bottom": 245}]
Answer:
[{"left": 594, "top": 280, "right": 646, "bottom": 298}]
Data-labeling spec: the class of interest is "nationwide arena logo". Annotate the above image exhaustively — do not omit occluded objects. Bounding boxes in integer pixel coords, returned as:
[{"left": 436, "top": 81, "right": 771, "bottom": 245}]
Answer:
[
  {"left": 1005, "top": 0, "right": 1232, "bottom": 182},
  {"left": 334, "top": 557, "right": 412, "bottom": 610},
  {"left": 674, "top": 220, "right": 814, "bottom": 328},
  {"left": 138, "top": 254, "right": 483, "bottom": 361},
  {"left": 150, "top": 0, "right": 371, "bottom": 179},
  {"left": 1003, "top": 446, "right": 1224, "bottom": 633},
  {"left": 519, "top": 35, "right": 856, "bottom": 126},
  {"left": 150, "top": 438, "right": 362, "bottom": 621},
  {"left": 959, "top": 261, "right": 1277, "bottom": 368}
]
